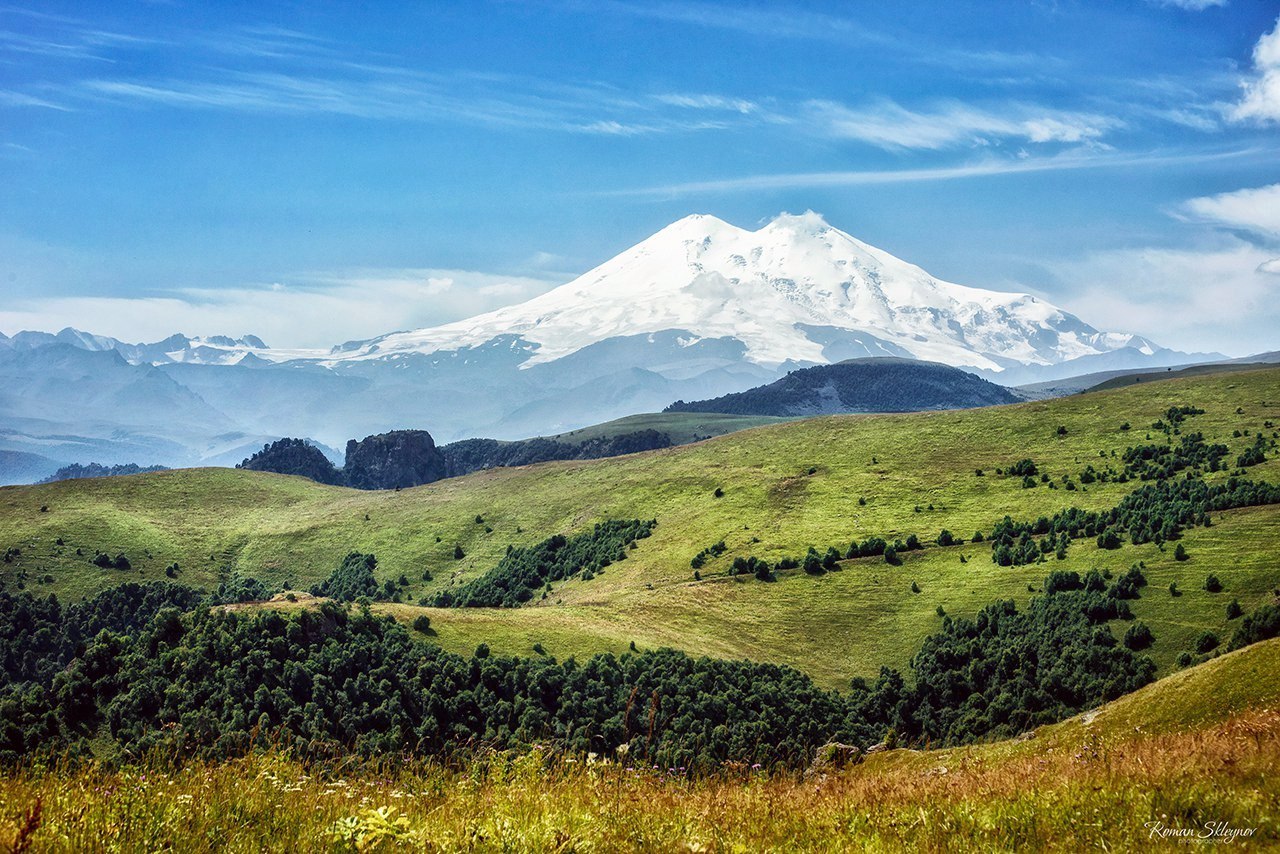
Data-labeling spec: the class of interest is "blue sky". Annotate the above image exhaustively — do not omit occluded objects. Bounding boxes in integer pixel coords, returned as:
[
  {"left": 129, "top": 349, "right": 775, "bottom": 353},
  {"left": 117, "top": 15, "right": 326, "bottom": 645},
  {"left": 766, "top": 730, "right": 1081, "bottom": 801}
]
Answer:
[{"left": 1, "top": 0, "right": 1278, "bottom": 355}]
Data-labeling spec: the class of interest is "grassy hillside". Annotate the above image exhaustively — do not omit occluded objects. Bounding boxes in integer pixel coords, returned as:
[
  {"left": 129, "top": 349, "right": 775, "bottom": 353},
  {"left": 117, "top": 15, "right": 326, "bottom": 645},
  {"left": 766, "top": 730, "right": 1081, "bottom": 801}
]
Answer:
[
  {"left": 545, "top": 410, "right": 794, "bottom": 444},
  {"left": 4, "top": 640, "right": 1277, "bottom": 852},
  {"left": 2, "top": 367, "right": 1278, "bottom": 689}
]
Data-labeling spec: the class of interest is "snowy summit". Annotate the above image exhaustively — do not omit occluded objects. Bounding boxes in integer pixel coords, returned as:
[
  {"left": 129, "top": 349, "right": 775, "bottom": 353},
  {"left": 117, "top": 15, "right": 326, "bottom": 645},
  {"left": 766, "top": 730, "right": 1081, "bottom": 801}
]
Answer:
[{"left": 338, "top": 211, "right": 1154, "bottom": 374}]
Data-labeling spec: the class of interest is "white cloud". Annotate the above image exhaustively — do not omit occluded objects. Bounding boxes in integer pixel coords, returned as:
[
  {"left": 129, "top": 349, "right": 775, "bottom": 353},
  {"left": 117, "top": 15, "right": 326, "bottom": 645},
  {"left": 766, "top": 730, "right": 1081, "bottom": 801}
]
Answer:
[
  {"left": 1057, "top": 239, "right": 1280, "bottom": 357},
  {"left": 653, "top": 93, "right": 757, "bottom": 113},
  {"left": 807, "top": 99, "right": 1120, "bottom": 151},
  {"left": 1230, "top": 16, "right": 1280, "bottom": 123},
  {"left": 0, "top": 268, "right": 563, "bottom": 349},
  {"left": 1182, "top": 183, "right": 1280, "bottom": 238},
  {"left": 610, "top": 146, "right": 1259, "bottom": 197},
  {"left": 0, "top": 90, "right": 68, "bottom": 110},
  {"left": 1151, "top": 0, "right": 1227, "bottom": 9}
]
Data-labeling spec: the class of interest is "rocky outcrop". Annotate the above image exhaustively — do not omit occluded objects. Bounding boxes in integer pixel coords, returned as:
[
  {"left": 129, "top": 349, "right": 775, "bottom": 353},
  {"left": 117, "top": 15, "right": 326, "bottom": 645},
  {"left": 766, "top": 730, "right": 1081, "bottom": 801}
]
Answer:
[
  {"left": 237, "top": 438, "right": 343, "bottom": 485},
  {"left": 342, "top": 430, "right": 447, "bottom": 490},
  {"left": 804, "top": 742, "right": 863, "bottom": 779}
]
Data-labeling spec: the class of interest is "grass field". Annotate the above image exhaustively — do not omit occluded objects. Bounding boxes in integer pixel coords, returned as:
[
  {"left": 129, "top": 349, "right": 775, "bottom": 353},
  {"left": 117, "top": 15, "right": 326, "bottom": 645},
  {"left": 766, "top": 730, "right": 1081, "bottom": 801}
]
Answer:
[
  {"left": 545, "top": 410, "right": 795, "bottom": 444},
  {"left": 2, "top": 367, "right": 1279, "bottom": 689},
  {"left": 3, "top": 638, "right": 1277, "bottom": 852}
]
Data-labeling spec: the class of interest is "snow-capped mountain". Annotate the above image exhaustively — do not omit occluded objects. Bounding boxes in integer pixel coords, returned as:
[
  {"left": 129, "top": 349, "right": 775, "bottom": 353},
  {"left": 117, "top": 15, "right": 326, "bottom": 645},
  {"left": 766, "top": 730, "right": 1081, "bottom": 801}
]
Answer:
[
  {"left": 336, "top": 211, "right": 1158, "bottom": 375},
  {"left": 0, "top": 211, "right": 1227, "bottom": 480},
  {"left": 0, "top": 328, "right": 277, "bottom": 366}
]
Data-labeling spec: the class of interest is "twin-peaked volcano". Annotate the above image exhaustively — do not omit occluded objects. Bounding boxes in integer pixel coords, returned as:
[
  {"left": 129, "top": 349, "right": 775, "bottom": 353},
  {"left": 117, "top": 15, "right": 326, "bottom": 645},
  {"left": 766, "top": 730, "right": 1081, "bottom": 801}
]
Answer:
[
  {"left": 2, "top": 212, "right": 1215, "bottom": 476},
  {"left": 338, "top": 211, "right": 1156, "bottom": 374}
]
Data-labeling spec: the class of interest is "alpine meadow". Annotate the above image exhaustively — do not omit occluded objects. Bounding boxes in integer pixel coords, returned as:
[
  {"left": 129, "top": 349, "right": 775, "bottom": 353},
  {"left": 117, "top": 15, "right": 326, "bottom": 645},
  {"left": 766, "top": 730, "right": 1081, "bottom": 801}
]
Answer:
[{"left": 4, "top": 2, "right": 1280, "bottom": 851}]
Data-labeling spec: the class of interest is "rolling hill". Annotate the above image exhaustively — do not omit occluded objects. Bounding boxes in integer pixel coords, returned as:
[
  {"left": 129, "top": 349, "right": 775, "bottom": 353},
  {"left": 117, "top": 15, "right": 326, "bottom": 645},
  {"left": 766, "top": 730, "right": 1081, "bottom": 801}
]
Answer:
[
  {"left": 1, "top": 367, "right": 1278, "bottom": 689},
  {"left": 665, "top": 357, "right": 1020, "bottom": 415}
]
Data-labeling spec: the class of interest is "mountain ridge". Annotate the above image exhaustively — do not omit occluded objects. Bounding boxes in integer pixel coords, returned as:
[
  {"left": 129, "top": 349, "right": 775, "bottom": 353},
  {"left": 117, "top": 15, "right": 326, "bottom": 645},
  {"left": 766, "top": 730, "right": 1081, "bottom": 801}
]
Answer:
[{"left": 665, "top": 358, "right": 1022, "bottom": 416}]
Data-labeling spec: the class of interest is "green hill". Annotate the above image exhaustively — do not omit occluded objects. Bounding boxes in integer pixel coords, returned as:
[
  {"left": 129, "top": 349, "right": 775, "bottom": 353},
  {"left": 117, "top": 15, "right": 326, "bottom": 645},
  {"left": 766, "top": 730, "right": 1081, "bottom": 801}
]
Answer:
[{"left": 2, "top": 366, "right": 1278, "bottom": 689}]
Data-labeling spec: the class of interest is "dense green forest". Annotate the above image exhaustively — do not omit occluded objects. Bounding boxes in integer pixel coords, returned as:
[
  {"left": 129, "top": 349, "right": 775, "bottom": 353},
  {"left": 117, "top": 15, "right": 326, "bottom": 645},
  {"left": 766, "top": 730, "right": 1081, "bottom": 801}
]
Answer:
[{"left": 4, "top": 557, "right": 1278, "bottom": 769}]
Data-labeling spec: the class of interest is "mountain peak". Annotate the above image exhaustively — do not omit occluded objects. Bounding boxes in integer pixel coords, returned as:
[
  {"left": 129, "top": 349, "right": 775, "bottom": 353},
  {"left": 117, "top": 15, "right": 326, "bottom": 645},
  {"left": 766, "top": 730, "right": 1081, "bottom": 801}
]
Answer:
[{"left": 339, "top": 211, "right": 1156, "bottom": 374}]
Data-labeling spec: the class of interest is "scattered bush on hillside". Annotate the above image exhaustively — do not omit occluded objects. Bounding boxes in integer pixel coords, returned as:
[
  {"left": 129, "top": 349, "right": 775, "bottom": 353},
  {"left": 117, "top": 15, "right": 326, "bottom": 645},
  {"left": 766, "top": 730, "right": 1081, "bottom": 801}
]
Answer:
[
  {"left": 309, "top": 553, "right": 383, "bottom": 602},
  {"left": 989, "top": 477, "right": 1280, "bottom": 566},
  {"left": 1194, "top": 631, "right": 1220, "bottom": 654},
  {"left": 434, "top": 520, "right": 656, "bottom": 608},
  {"left": 1123, "top": 622, "right": 1154, "bottom": 651},
  {"left": 209, "top": 575, "right": 272, "bottom": 605},
  {"left": 1237, "top": 434, "right": 1267, "bottom": 468},
  {"left": 1008, "top": 459, "right": 1038, "bottom": 477},
  {"left": 1229, "top": 603, "right": 1280, "bottom": 649}
]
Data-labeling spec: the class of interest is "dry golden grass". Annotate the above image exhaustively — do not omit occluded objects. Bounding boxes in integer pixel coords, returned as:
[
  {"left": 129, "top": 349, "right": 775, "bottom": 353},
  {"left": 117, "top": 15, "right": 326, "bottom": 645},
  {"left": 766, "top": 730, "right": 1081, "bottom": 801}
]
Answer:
[{"left": 1, "top": 706, "right": 1276, "bottom": 852}]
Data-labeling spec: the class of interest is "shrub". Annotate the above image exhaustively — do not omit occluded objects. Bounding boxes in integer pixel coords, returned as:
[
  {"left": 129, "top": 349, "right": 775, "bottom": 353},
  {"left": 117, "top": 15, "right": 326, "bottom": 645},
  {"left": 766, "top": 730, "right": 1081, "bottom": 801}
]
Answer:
[
  {"left": 1194, "top": 631, "right": 1219, "bottom": 654},
  {"left": 713, "top": 487, "right": 724, "bottom": 498},
  {"left": 1008, "top": 459, "right": 1038, "bottom": 477},
  {"left": 936, "top": 529, "right": 956, "bottom": 547},
  {"left": 1230, "top": 603, "right": 1280, "bottom": 649},
  {"left": 884, "top": 547, "right": 900, "bottom": 566},
  {"left": 936, "top": 605, "right": 946, "bottom": 617},
  {"left": 1174, "top": 543, "right": 1188, "bottom": 561},
  {"left": 1204, "top": 574, "right": 1222, "bottom": 593},
  {"left": 1169, "top": 582, "right": 1180, "bottom": 597},
  {"left": 310, "top": 552, "right": 381, "bottom": 602},
  {"left": 1176, "top": 651, "right": 1193, "bottom": 668},
  {"left": 412, "top": 615, "right": 432, "bottom": 633},
  {"left": 910, "top": 581, "right": 920, "bottom": 594},
  {"left": 1226, "top": 599, "right": 1243, "bottom": 620},
  {"left": 1123, "top": 622, "right": 1154, "bottom": 650},
  {"left": 1044, "top": 570, "right": 1083, "bottom": 595},
  {"left": 474, "top": 643, "right": 490, "bottom": 658},
  {"left": 453, "top": 544, "right": 465, "bottom": 560},
  {"left": 1097, "top": 529, "right": 1122, "bottom": 550}
]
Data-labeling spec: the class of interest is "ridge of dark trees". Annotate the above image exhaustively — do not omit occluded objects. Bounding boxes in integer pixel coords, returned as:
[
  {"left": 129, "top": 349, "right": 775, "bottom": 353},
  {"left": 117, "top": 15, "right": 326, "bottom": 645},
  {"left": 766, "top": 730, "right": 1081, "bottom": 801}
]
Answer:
[{"left": 238, "top": 429, "right": 674, "bottom": 490}]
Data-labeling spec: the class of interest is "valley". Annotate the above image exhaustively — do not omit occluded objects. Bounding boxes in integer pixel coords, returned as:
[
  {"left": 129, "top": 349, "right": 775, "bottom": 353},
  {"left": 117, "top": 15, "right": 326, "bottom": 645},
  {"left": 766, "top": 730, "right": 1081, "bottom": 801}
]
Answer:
[{"left": 3, "top": 368, "right": 1277, "bottom": 691}]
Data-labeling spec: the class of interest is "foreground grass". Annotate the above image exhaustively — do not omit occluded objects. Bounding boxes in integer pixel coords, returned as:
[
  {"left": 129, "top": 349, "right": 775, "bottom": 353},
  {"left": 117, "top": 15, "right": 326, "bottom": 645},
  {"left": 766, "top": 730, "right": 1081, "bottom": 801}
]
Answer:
[{"left": 4, "top": 640, "right": 1279, "bottom": 852}]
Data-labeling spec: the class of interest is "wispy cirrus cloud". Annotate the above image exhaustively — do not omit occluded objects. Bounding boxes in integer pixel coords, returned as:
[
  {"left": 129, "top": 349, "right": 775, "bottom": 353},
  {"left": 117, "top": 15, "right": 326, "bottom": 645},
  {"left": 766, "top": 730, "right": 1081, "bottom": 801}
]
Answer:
[
  {"left": 0, "top": 89, "right": 67, "bottom": 109},
  {"left": 608, "top": 146, "right": 1270, "bottom": 197},
  {"left": 1149, "top": 0, "right": 1227, "bottom": 10},
  {"left": 569, "top": 0, "right": 1049, "bottom": 71},
  {"left": 807, "top": 98, "right": 1121, "bottom": 151},
  {"left": 652, "top": 93, "right": 758, "bottom": 113},
  {"left": 80, "top": 70, "right": 766, "bottom": 136}
]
